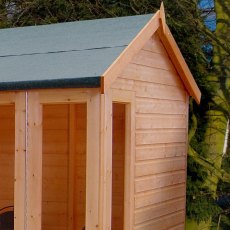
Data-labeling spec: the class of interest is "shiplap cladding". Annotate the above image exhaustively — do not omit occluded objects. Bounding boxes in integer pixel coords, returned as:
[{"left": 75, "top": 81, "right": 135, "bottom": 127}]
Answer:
[
  {"left": 111, "top": 33, "right": 188, "bottom": 230},
  {"left": 0, "top": 105, "right": 14, "bottom": 209}
]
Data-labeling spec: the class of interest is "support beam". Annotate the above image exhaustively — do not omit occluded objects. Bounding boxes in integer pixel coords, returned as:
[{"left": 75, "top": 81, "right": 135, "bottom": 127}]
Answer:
[
  {"left": 99, "top": 92, "right": 113, "bottom": 230},
  {"left": 27, "top": 92, "right": 42, "bottom": 230},
  {"left": 86, "top": 92, "right": 101, "bottom": 229},
  {"left": 14, "top": 92, "right": 26, "bottom": 230}
]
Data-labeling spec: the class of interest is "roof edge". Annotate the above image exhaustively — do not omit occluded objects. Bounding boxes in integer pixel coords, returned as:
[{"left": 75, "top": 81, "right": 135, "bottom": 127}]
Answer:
[
  {"left": 157, "top": 24, "right": 201, "bottom": 104},
  {"left": 0, "top": 77, "right": 101, "bottom": 91}
]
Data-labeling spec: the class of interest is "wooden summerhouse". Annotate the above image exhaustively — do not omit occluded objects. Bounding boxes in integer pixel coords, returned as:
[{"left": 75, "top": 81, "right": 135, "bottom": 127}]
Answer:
[{"left": 0, "top": 4, "right": 201, "bottom": 230}]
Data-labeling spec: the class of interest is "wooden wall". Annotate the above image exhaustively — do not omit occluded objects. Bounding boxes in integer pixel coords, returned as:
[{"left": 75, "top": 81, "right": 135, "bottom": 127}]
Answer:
[
  {"left": 0, "top": 105, "right": 15, "bottom": 210},
  {"left": 111, "top": 33, "right": 188, "bottom": 230},
  {"left": 112, "top": 103, "right": 125, "bottom": 230},
  {"left": 42, "top": 104, "right": 86, "bottom": 230}
]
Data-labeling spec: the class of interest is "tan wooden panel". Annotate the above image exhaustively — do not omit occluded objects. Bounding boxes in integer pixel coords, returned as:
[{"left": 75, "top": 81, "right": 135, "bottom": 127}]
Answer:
[
  {"left": 135, "top": 157, "right": 186, "bottom": 177},
  {"left": 112, "top": 78, "right": 187, "bottom": 101},
  {"left": 134, "top": 211, "right": 185, "bottom": 230},
  {"left": 99, "top": 92, "right": 113, "bottom": 230},
  {"left": 135, "top": 81, "right": 186, "bottom": 101},
  {"left": 136, "top": 144, "right": 186, "bottom": 161},
  {"left": 119, "top": 63, "right": 183, "bottom": 87},
  {"left": 136, "top": 98, "right": 187, "bottom": 115},
  {"left": 132, "top": 49, "right": 175, "bottom": 71},
  {"left": 27, "top": 92, "right": 42, "bottom": 230},
  {"left": 135, "top": 184, "right": 186, "bottom": 208},
  {"left": 136, "top": 114, "right": 186, "bottom": 129},
  {"left": 86, "top": 93, "right": 100, "bottom": 230},
  {"left": 134, "top": 198, "right": 184, "bottom": 225},
  {"left": 135, "top": 171, "right": 186, "bottom": 193},
  {"left": 39, "top": 88, "right": 93, "bottom": 104},
  {"left": 14, "top": 93, "right": 25, "bottom": 230},
  {"left": 136, "top": 129, "right": 187, "bottom": 145}
]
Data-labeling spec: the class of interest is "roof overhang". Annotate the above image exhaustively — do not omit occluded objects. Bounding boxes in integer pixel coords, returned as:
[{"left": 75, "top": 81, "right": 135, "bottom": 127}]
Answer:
[{"left": 102, "top": 3, "right": 201, "bottom": 104}]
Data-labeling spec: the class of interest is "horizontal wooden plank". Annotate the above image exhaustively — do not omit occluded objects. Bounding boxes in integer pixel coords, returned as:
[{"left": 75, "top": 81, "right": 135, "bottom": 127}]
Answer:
[
  {"left": 112, "top": 78, "right": 186, "bottom": 101},
  {"left": 135, "top": 157, "right": 186, "bottom": 177},
  {"left": 120, "top": 63, "right": 183, "bottom": 87},
  {"left": 136, "top": 114, "right": 186, "bottom": 129},
  {"left": 135, "top": 171, "right": 186, "bottom": 193},
  {"left": 134, "top": 210, "right": 185, "bottom": 230},
  {"left": 134, "top": 198, "right": 185, "bottom": 224},
  {"left": 135, "top": 184, "right": 186, "bottom": 208},
  {"left": 136, "top": 129, "right": 187, "bottom": 145},
  {"left": 136, "top": 144, "right": 186, "bottom": 161},
  {"left": 39, "top": 88, "right": 94, "bottom": 104},
  {"left": 136, "top": 98, "right": 187, "bottom": 115},
  {"left": 135, "top": 81, "right": 186, "bottom": 101},
  {"left": 132, "top": 49, "right": 175, "bottom": 71}
]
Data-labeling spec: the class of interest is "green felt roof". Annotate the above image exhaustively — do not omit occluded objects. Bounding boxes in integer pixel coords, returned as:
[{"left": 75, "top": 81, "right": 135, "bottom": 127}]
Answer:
[{"left": 0, "top": 14, "right": 153, "bottom": 90}]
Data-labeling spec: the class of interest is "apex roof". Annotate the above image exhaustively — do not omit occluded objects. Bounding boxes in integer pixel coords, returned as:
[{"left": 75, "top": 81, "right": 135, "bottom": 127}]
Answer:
[
  {"left": 0, "top": 14, "right": 152, "bottom": 90},
  {"left": 0, "top": 4, "right": 201, "bottom": 103}
]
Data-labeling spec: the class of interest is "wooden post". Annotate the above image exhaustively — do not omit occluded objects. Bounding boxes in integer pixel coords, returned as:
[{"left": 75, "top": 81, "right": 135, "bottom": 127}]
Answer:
[
  {"left": 27, "top": 92, "right": 42, "bottom": 230},
  {"left": 86, "top": 92, "right": 100, "bottom": 229},
  {"left": 14, "top": 92, "right": 26, "bottom": 230},
  {"left": 111, "top": 89, "right": 135, "bottom": 230},
  {"left": 99, "top": 92, "right": 113, "bottom": 230}
]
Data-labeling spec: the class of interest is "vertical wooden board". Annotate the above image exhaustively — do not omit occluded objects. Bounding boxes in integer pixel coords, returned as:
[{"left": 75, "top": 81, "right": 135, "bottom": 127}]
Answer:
[
  {"left": 111, "top": 89, "right": 136, "bottom": 230},
  {"left": 14, "top": 93, "right": 25, "bottom": 230},
  {"left": 86, "top": 93, "right": 100, "bottom": 230},
  {"left": 99, "top": 92, "right": 113, "bottom": 230},
  {"left": 27, "top": 92, "right": 42, "bottom": 230}
]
